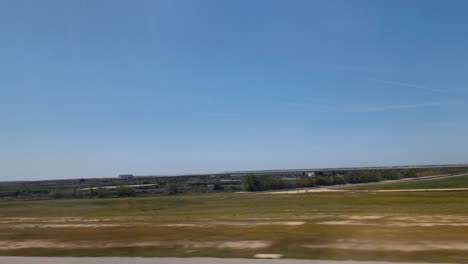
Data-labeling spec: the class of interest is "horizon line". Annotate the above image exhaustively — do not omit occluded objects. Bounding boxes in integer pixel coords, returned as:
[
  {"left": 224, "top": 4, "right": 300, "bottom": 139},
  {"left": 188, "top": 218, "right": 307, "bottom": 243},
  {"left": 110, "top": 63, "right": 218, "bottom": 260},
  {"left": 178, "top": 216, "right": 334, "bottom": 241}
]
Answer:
[{"left": 2, "top": 162, "right": 468, "bottom": 183}]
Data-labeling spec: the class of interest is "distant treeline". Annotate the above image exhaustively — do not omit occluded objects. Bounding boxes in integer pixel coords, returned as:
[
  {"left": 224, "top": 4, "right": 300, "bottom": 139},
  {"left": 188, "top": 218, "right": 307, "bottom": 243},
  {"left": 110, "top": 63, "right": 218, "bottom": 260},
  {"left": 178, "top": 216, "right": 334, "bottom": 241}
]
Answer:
[
  {"left": 1, "top": 166, "right": 467, "bottom": 199},
  {"left": 0, "top": 175, "right": 234, "bottom": 200},
  {"left": 242, "top": 167, "right": 468, "bottom": 192}
]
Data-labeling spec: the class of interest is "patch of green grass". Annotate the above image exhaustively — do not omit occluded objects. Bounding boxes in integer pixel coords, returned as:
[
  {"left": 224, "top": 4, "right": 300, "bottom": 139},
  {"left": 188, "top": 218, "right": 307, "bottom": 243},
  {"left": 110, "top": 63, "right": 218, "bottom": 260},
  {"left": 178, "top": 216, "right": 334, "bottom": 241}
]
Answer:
[
  {"left": 344, "top": 175, "right": 468, "bottom": 190},
  {"left": 3, "top": 191, "right": 468, "bottom": 217}
]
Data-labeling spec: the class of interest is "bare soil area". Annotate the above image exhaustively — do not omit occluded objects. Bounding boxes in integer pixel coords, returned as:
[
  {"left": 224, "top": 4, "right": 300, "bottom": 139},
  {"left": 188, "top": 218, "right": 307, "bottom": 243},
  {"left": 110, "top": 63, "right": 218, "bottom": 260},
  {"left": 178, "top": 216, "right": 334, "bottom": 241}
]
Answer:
[{"left": 0, "top": 240, "right": 272, "bottom": 250}]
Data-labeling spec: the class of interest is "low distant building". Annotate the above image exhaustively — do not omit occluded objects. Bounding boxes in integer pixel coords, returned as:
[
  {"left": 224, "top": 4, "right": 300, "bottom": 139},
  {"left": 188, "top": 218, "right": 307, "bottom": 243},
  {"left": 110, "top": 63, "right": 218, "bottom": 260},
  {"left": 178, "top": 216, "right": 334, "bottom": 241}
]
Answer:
[
  {"left": 118, "top": 174, "right": 135, "bottom": 180},
  {"left": 306, "top": 172, "right": 315, "bottom": 177}
]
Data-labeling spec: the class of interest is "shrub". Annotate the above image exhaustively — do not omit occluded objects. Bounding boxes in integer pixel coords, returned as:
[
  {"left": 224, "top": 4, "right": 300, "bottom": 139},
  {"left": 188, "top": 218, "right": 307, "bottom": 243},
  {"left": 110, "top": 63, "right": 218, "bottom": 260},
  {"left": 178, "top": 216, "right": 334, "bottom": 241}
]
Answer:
[
  {"left": 332, "top": 175, "right": 347, "bottom": 185},
  {"left": 296, "top": 177, "right": 316, "bottom": 188},
  {"left": 316, "top": 176, "right": 333, "bottom": 186},
  {"left": 381, "top": 171, "right": 401, "bottom": 180},
  {"left": 117, "top": 187, "right": 136, "bottom": 197},
  {"left": 164, "top": 183, "right": 179, "bottom": 195},
  {"left": 403, "top": 169, "right": 417, "bottom": 178},
  {"left": 90, "top": 187, "right": 109, "bottom": 198},
  {"left": 264, "top": 178, "right": 287, "bottom": 190}
]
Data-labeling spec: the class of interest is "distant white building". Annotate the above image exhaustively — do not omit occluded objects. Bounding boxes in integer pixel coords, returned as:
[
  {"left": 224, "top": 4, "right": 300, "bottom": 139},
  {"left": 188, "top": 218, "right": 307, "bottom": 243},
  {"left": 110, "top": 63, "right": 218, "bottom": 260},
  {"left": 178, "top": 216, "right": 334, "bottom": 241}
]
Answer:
[
  {"left": 118, "top": 174, "right": 135, "bottom": 180},
  {"left": 306, "top": 172, "right": 315, "bottom": 177}
]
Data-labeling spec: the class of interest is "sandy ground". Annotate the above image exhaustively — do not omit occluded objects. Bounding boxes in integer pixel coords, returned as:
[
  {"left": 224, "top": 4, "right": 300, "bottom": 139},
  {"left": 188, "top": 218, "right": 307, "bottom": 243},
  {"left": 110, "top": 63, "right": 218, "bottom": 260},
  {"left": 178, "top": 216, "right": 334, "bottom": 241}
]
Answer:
[
  {"left": 0, "top": 257, "right": 455, "bottom": 264},
  {"left": 304, "top": 239, "right": 468, "bottom": 251},
  {"left": 2, "top": 214, "right": 468, "bottom": 252},
  {"left": 0, "top": 217, "right": 306, "bottom": 230},
  {"left": 0, "top": 240, "right": 272, "bottom": 250}
]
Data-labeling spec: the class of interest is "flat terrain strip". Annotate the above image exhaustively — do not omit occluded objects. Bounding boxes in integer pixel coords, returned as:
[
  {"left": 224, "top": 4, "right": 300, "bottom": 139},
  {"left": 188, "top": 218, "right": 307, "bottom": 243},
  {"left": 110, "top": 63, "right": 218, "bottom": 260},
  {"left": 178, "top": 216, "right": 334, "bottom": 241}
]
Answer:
[{"left": 0, "top": 257, "right": 455, "bottom": 264}]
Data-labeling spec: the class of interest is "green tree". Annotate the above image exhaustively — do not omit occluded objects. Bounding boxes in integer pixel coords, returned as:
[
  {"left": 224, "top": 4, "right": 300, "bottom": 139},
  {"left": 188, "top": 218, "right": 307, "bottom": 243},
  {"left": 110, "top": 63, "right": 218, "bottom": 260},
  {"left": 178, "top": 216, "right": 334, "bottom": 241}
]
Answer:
[
  {"left": 164, "top": 183, "right": 179, "bottom": 195},
  {"left": 242, "top": 175, "right": 263, "bottom": 192}
]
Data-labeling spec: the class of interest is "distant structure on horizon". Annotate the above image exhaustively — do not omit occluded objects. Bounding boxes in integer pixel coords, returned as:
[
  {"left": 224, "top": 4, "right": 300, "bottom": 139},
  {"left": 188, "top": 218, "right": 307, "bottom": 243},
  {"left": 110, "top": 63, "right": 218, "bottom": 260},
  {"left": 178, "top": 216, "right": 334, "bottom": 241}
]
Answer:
[{"left": 118, "top": 174, "right": 135, "bottom": 180}]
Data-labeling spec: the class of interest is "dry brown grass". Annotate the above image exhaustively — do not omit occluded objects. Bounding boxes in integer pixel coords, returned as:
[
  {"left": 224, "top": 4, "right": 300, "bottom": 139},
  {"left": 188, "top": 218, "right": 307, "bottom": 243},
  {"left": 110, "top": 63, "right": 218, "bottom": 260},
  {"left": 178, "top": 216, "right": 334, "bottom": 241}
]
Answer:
[{"left": 2, "top": 192, "right": 468, "bottom": 262}]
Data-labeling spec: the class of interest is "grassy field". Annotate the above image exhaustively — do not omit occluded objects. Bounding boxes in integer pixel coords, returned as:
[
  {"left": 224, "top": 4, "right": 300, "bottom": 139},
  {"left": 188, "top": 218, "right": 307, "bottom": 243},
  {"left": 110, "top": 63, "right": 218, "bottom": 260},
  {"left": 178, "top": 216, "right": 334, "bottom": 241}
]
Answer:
[
  {"left": 2, "top": 191, "right": 468, "bottom": 262},
  {"left": 343, "top": 174, "right": 468, "bottom": 190}
]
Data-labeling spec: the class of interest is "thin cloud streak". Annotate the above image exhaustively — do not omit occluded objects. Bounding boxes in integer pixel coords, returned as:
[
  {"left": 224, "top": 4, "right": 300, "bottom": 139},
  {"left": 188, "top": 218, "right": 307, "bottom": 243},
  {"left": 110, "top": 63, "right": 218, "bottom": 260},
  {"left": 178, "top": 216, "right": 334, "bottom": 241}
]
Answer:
[
  {"left": 377, "top": 80, "right": 446, "bottom": 93},
  {"left": 356, "top": 101, "right": 463, "bottom": 113}
]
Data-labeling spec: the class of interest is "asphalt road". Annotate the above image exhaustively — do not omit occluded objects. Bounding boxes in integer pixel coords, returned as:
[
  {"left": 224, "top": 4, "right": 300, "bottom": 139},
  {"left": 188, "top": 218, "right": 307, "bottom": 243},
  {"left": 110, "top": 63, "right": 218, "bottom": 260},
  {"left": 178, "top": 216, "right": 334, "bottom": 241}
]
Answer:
[{"left": 0, "top": 258, "right": 452, "bottom": 264}]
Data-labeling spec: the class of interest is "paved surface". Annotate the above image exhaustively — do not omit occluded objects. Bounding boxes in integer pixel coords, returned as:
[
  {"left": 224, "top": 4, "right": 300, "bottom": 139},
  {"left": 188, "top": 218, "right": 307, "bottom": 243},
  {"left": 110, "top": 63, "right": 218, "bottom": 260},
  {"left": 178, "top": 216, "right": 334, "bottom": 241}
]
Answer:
[{"left": 0, "top": 257, "right": 453, "bottom": 264}]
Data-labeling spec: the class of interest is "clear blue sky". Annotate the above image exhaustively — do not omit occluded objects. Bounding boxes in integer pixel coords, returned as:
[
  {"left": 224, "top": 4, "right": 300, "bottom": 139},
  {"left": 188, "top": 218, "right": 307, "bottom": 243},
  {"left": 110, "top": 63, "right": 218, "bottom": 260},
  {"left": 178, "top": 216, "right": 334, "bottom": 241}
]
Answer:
[{"left": 1, "top": 0, "right": 468, "bottom": 181}]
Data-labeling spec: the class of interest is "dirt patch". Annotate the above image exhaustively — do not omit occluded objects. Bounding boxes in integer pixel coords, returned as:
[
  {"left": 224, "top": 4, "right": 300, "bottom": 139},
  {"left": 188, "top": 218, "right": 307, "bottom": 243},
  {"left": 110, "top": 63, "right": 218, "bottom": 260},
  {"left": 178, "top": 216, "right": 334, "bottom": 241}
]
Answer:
[
  {"left": 389, "top": 215, "right": 468, "bottom": 222},
  {"left": 304, "top": 239, "right": 468, "bottom": 252},
  {"left": 317, "top": 220, "right": 378, "bottom": 226},
  {"left": 214, "top": 241, "right": 272, "bottom": 249},
  {"left": 0, "top": 217, "right": 305, "bottom": 229},
  {"left": 317, "top": 213, "right": 468, "bottom": 227},
  {"left": 0, "top": 240, "right": 272, "bottom": 250},
  {"left": 266, "top": 187, "right": 468, "bottom": 194},
  {"left": 360, "top": 188, "right": 468, "bottom": 192},
  {"left": 283, "top": 221, "right": 305, "bottom": 226},
  {"left": 317, "top": 220, "right": 468, "bottom": 227},
  {"left": 214, "top": 221, "right": 305, "bottom": 226},
  {"left": 254, "top": 254, "right": 283, "bottom": 259},
  {"left": 160, "top": 224, "right": 199, "bottom": 227},
  {"left": 6, "top": 214, "right": 468, "bottom": 229},
  {"left": 262, "top": 188, "right": 344, "bottom": 194},
  {"left": 5, "top": 224, "right": 127, "bottom": 229},
  {"left": 0, "top": 217, "right": 120, "bottom": 224},
  {"left": 348, "top": 215, "right": 383, "bottom": 220},
  {"left": 160, "top": 221, "right": 305, "bottom": 227}
]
